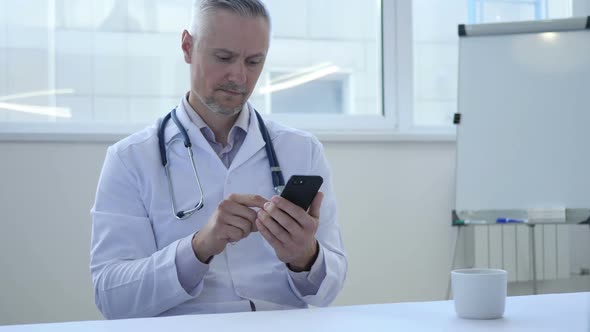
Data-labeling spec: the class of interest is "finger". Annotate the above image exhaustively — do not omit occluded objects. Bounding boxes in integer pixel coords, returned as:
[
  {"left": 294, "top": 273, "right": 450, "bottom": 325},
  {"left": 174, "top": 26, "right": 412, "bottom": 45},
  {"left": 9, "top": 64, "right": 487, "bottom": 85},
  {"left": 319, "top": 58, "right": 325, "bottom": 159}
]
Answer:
[
  {"left": 263, "top": 201, "right": 302, "bottom": 237},
  {"left": 228, "top": 193, "right": 268, "bottom": 209},
  {"left": 256, "top": 218, "right": 285, "bottom": 250},
  {"left": 269, "top": 195, "right": 306, "bottom": 219},
  {"left": 270, "top": 195, "right": 312, "bottom": 228},
  {"left": 219, "top": 199, "right": 258, "bottom": 222},
  {"left": 223, "top": 224, "right": 244, "bottom": 243},
  {"left": 223, "top": 215, "right": 253, "bottom": 237},
  {"left": 257, "top": 209, "right": 291, "bottom": 244},
  {"left": 308, "top": 191, "right": 324, "bottom": 219}
]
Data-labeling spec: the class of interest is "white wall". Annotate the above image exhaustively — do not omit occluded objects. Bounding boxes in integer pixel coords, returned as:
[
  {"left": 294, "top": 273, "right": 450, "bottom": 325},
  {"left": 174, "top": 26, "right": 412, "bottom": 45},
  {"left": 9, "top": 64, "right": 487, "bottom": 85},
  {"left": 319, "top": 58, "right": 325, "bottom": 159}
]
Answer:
[
  {"left": 0, "top": 142, "right": 106, "bottom": 325},
  {"left": 326, "top": 141, "right": 457, "bottom": 305},
  {"left": 0, "top": 139, "right": 457, "bottom": 325}
]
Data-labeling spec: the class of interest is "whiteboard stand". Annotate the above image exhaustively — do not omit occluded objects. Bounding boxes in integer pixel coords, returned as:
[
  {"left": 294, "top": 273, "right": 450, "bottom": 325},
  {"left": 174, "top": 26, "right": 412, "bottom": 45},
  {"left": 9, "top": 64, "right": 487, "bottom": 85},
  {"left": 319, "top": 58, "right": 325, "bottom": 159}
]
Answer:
[
  {"left": 445, "top": 224, "right": 462, "bottom": 300},
  {"left": 528, "top": 224, "right": 538, "bottom": 295}
]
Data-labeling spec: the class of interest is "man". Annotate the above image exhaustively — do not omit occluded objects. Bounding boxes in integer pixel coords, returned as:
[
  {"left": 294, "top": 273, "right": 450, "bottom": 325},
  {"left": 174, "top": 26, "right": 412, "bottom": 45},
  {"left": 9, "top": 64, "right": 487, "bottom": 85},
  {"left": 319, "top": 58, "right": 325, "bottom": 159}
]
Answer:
[{"left": 90, "top": 0, "right": 347, "bottom": 319}]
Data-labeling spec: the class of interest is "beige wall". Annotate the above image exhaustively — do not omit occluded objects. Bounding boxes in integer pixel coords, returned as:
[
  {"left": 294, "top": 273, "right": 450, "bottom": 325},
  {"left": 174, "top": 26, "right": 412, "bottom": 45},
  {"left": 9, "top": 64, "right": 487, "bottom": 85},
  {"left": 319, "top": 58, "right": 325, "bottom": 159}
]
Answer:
[
  {"left": 0, "top": 139, "right": 457, "bottom": 325},
  {"left": 2, "top": 139, "right": 587, "bottom": 326}
]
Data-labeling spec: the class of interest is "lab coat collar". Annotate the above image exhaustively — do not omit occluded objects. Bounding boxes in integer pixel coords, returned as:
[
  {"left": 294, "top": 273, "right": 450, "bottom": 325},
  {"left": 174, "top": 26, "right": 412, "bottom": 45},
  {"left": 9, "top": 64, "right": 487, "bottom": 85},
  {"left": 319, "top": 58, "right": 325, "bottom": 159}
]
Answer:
[
  {"left": 161, "top": 100, "right": 185, "bottom": 144},
  {"left": 162, "top": 96, "right": 266, "bottom": 171},
  {"left": 162, "top": 97, "right": 218, "bottom": 162}
]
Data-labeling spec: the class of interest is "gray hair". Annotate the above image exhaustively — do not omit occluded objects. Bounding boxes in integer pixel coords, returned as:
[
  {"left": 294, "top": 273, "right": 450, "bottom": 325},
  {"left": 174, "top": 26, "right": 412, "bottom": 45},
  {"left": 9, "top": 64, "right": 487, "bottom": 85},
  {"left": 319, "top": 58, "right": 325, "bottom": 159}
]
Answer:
[{"left": 189, "top": 0, "right": 271, "bottom": 41}]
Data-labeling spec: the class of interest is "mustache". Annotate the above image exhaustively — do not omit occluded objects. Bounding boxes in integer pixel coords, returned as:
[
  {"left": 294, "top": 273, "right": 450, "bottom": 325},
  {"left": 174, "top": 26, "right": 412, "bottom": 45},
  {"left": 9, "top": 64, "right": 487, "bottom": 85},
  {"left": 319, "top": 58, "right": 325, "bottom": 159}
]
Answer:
[{"left": 217, "top": 82, "right": 247, "bottom": 94}]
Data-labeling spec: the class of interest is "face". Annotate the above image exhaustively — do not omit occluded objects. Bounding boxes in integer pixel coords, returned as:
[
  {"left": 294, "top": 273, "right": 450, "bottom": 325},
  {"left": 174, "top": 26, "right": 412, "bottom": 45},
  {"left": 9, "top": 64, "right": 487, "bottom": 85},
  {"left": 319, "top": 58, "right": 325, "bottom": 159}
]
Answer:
[{"left": 182, "top": 10, "right": 269, "bottom": 116}]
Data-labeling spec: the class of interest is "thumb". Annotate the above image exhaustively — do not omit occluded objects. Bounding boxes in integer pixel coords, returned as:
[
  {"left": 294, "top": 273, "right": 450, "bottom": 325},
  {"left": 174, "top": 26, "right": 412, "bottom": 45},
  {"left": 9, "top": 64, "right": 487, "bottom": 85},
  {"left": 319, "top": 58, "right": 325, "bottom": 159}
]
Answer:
[
  {"left": 308, "top": 191, "right": 324, "bottom": 219},
  {"left": 251, "top": 215, "right": 259, "bottom": 232}
]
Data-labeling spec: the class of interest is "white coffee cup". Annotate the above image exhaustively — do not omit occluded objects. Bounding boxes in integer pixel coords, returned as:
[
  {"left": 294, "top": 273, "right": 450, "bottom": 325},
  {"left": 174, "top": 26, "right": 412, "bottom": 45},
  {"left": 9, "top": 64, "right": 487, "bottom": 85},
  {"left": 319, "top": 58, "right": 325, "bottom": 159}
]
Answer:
[{"left": 451, "top": 268, "right": 507, "bottom": 319}]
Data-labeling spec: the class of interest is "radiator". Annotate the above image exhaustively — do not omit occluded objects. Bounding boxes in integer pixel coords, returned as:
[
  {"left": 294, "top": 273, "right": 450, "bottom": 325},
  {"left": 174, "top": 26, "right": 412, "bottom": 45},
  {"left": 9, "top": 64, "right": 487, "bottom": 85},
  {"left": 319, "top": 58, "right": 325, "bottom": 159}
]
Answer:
[{"left": 469, "top": 224, "right": 570, "bottom": 282}]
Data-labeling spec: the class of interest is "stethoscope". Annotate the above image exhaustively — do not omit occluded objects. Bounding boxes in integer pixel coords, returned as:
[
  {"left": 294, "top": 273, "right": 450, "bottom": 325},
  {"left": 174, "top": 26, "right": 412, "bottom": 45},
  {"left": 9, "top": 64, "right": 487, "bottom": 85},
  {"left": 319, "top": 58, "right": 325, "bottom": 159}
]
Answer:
[{"left": 157, "top": 107, "right": 285, "bottom": 220}]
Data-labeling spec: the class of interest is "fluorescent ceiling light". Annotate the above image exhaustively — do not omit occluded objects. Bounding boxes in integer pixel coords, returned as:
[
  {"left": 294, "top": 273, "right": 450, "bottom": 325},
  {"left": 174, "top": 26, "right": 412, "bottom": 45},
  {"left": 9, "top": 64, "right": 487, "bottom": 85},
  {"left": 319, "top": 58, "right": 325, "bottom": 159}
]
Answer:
[
  {"left": 258, "top": 63, "right": 341, "bottom": 95},
  {"left": 0, "top": 88, "right": 75, "bottom": 102},
  {"left": 539, "top": 32, "right": 558, "bottom": 42},
  {"left": 0, "top": 89, "right": 75, "bottom": 118},
  {"left": 0, "top": 102, "right": 72, "bottom": 118},
  {"left": 270, "top": 62, "right": 335, "bottom": 83}
]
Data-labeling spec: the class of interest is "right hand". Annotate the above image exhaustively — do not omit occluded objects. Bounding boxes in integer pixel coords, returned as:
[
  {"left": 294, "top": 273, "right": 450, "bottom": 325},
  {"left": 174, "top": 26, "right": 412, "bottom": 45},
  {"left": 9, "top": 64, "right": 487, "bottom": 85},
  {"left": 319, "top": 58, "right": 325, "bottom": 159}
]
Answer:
[{"left": 192, "top": 194, "right": 268, "bottom": 263}]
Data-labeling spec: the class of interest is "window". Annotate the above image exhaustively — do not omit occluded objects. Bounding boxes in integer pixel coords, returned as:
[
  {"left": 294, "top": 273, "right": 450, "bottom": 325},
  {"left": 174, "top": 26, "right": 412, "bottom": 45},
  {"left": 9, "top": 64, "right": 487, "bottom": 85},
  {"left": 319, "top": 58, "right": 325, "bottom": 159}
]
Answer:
[
  {"left": 0, "top": 0, "right": 190, "bottom": 130},
  {"left": 411, "top": 0, "right": 576, "bottom": 129},
  {"left": 1, "top": 0, "right": 588, "bottom": 139},
  {"left": 252, "top": 68, "right": 352, "bottom": 115},
  {"left": 0, "top": 0, "right": 387, "bottom": 137}
]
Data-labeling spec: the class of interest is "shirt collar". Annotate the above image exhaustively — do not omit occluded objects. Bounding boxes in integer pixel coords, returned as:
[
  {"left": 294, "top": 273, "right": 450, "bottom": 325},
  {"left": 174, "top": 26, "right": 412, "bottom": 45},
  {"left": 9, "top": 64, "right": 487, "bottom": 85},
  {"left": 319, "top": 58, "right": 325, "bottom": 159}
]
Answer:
[{"left": 160, "top": 94, "right": 269, "bottom": 171}]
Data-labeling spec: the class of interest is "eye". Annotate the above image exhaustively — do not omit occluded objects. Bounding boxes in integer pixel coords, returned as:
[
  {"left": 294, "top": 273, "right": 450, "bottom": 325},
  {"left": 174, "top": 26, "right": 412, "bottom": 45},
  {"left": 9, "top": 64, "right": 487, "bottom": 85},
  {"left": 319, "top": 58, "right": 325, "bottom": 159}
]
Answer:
[
  {"left": 247, "top": 57, "right": 264, "bottom": 66},
  {"left": 216, "top": 55, "right": 232, "bottom": 62}
]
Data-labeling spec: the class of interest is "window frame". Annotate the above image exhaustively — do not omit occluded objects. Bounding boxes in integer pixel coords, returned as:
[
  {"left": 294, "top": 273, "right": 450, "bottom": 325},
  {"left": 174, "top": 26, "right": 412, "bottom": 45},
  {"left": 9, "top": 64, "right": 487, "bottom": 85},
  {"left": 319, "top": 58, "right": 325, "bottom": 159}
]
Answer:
[
  {"left": 263, "top": 0, "right": 458, "bottom": 142},
  {"left": 17, "top": 0, "right": 590, "bottom": 142},
  {"left": 1, "top": 0, "right": 416, "bottom": 142},
  {"left": 2, "top": 0, "right": 589, "bottom": 142},
  {"left": 262, "top": 0, "right": 455, "bottom": 140},
  {"left": 385, "top": 0, "right": 457, "bottom": 138}
]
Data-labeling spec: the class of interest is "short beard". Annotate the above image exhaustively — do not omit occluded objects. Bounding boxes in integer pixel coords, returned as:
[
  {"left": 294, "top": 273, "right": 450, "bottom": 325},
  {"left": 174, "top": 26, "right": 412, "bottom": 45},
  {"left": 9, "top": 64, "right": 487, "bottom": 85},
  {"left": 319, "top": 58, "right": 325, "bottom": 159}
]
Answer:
[
  {"left": 203, "top": 96, "right": 243, "bottom": 116},
  {"left": 195, "top": 82, "right": 244, "bottom": 116}
]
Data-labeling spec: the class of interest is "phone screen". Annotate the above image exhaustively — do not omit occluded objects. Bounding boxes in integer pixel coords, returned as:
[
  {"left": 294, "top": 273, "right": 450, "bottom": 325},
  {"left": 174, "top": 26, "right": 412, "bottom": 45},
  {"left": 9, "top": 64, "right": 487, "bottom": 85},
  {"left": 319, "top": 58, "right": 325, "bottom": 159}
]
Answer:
[{"left": 280, "top": 175, "right": 323, "bottom": 210}]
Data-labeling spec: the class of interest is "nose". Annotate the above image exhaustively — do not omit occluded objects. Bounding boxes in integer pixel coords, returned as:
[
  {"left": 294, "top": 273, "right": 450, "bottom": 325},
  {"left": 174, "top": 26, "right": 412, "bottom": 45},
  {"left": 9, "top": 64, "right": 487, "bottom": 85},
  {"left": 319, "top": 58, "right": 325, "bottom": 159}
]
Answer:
[{"left": 228, "top": 61, "right": 247, "bottom": 85}]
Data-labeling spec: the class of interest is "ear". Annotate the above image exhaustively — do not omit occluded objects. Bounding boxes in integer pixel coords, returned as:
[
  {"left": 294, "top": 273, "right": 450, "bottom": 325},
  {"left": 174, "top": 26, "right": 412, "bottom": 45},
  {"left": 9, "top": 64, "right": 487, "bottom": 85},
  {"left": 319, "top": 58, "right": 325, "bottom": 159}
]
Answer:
[{"left": 181, "top": 30, "right": 194, "bottom": 64}]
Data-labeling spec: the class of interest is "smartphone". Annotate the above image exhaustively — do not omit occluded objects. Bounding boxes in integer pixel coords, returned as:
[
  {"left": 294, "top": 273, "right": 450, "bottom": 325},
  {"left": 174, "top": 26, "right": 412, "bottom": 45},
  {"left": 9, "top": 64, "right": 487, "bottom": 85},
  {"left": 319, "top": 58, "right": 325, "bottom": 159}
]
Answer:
[{"left": 280, "top": 175, "right": 323, "bottom": 210}]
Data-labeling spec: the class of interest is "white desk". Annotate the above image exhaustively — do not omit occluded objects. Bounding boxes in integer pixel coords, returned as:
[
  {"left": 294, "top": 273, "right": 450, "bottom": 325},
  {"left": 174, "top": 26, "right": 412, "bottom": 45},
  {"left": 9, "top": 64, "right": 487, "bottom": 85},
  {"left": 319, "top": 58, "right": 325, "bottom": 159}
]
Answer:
[{"left": 1, "top": 292, "right": 588, "bottom": 331}]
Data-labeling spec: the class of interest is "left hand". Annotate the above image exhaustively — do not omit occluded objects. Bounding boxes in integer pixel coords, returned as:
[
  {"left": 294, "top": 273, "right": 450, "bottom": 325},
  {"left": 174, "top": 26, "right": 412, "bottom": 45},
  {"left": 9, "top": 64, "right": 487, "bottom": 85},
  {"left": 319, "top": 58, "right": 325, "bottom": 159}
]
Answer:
[{"left": 256, "top": 192, "right": 323, "bottom": 272}]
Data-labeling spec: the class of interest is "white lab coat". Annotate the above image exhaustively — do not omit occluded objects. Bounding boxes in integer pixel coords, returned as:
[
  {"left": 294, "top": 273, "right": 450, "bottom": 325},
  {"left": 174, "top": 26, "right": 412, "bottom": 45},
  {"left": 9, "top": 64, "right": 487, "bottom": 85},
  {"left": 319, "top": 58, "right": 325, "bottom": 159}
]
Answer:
[{"left": 90, "top": 100, "right": 347, "bottom": 319}]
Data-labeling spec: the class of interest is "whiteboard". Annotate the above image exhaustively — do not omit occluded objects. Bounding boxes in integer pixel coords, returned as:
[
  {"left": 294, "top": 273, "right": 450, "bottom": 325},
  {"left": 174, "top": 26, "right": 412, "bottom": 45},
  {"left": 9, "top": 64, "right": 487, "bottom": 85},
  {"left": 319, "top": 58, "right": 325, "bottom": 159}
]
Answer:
[{"left": 455, "top": 18, "right": 590, "bottom": 211}]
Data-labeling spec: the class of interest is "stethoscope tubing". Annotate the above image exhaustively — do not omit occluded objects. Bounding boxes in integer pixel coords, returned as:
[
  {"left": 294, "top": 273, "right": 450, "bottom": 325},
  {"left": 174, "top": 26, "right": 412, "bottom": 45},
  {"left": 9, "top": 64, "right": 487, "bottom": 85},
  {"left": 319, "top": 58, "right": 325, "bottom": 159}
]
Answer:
[{"left": 157, "top": 107, "right": 284, "bottom": 220}]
